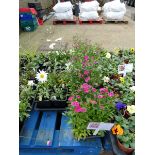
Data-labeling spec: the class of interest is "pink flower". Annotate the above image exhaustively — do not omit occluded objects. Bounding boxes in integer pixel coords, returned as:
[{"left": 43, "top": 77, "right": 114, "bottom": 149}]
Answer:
[
  {"left": 84, "top": 55, "right": 89, "bottom": 61},
  {"left": 76, "top": 95, "right": 81, "bottom": 99},
  {"left": 98, "top": 95, "right": 103, "bottom": 99},
  {"left": 92, "top": 88, "right": 97, "bottom": 92},
  {"left": 100, "top": 88, "right": 108, "bottom": 94},
  {"left": 83, "top": 88, "right": 89, "bottom": 93},
  {"left": 100, "top": 105, "right": 104, "bottom": 110},
  {"left": 71, "top": 101, "right": 80, "bottom": 107},
  {"left": 68, "top": 96, "right": 74, "bottom": 101},
  {"left": 84, "top": 70, "right": 89, "bottom": 75},
  {"left": 81, "top": 83, "right": 91, "bottom": 93},
  {"left": 85, "top": 76, "right": 90, "bottom": 83},
  {"left": 90, "top": 100, "right": 97, "bottom": 104},
  {"left": 74, "top": 106, "right": 82, "bottom": 113},
  {"left": 74, "top": 106, "right": 87, "bottom": 113},
  {"left": 81, "top": 83, "right": 91, "bottom": 89},
  {"left": 80, "top": 108, "right": 87, "bottom": 112},
  {"left": 108, "top": 92, "right": 114, "bottom": 97}
]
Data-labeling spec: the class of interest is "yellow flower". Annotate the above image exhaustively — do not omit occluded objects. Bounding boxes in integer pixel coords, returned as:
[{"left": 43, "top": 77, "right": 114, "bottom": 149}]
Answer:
[
  {"left": 114, "top": 48, "right": 120, "bottom": 55},
  {"left": 120, "top": 77, "right": 125, "bottom": 83},
  {"left": 127, "top": 105, "right": 135, "bottom": 114},
  {"left": 112, "top": 124, "right": 124, "bottom": 135},
  {"left": 130, "top": 48, "right": 135, "bottom": 53}
]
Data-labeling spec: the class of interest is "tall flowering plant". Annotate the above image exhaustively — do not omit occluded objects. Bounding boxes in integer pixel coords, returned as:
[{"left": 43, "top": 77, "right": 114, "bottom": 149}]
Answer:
[{"left": 66, "top": 83, "right": 116, "bottom": 140}]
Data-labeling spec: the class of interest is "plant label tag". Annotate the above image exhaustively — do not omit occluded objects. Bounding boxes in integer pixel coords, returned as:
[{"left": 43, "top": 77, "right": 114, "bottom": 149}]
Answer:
[
  {"left": 87, "top": 122, "right": 100, "bottom": 130},
  {"left": 125, "top": 63, "right": 133, "bottom": 73},
  {"left": 99, "top": 123, "right": 114, "bottom": 131},
  {"left": 118, "top": 65, "right": 126, "bottom": 74},
  {"left": 93, "top": 128, "right": 100, "bottom": 136}
]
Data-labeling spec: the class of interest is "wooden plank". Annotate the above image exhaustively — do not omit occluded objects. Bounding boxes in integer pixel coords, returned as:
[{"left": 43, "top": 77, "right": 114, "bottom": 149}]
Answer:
[
  {"left": 103, "top": 16, "right": 128, "bottom": 24},
  {"left": 53, "top": 16, "right": 77, "bottom": 25},
  {"left": 34, "top": 111, "right": 57, "bottom": 146},
  {"left": 58, "top": 115, "right": 74, "bottom": 147},
  {"left": 79, "top": 17, "right": 103, "bottom": 24},
  {"left": 20, "top": 110, "right": 39, "bottom": 146}
]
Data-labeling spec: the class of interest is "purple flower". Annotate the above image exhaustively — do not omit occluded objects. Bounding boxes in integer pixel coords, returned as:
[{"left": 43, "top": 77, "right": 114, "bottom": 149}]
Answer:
[{"left": 115, "top": 102, "right": 126, "bottom": 110}]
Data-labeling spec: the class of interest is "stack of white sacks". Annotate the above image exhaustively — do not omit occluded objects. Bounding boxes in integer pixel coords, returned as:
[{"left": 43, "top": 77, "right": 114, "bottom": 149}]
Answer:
[
  {"left": 102, "top": 0, "right": 126, "bottom": 20},
  {"left": 79, "top": 0, "right": 100, "bottom": 20},
  {"left": 53, "top": 1, "right": 73, "bottom": 20}
]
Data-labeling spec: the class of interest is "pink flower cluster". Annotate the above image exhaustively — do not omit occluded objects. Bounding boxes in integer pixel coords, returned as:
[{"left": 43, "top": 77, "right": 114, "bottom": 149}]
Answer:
[
  {"left": 81, "top": 83, "right": 91, "bottom": 93},
  {"left": 99, "top": 88, "right": 114, "bottom": 97},
  {"left": 100, "top": 88, "right": 108, "bottom": 94},
  {"left": 84, "top": 56, "right": 89, "bottom": 61},
  {"left": 85, "top": 76, "right": 90, "bottom": 83},
  {"left": 71, "top": 101, "right": 87, "bottom": 113},
  {"left": 74, "top": 106, "right": 87, "bottom": 113},
  {"left": 68, "top": 96, "right": 74, "bottom": 102}
]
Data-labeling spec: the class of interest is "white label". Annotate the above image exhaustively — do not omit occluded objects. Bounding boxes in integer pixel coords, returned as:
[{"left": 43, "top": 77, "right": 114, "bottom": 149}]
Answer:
[
  {"left": 87, "top": 122, "right": 114, "bottom": 135},
  {"left": 118, "top": 65, "right": 126, "bottom": 74},
  {"left": 118, "top": 63, "right": 133, "bottom": 76},
  {"left": 125, "top": 63, "right": 133, "bottom": 73},
  {"left": 87, "top": 122, "right": 100, "bottom": 130}
]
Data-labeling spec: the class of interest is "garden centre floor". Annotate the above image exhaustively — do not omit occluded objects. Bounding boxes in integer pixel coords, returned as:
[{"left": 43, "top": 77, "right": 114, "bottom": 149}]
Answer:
[{"left": 19, "top": 13, "right": 134, "bottom": 52}]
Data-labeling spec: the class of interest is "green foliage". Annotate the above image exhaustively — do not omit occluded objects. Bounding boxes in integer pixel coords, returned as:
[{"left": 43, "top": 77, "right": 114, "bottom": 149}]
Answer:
[{"left": 19, "top": 100, "right": 31, "bottom": 122}]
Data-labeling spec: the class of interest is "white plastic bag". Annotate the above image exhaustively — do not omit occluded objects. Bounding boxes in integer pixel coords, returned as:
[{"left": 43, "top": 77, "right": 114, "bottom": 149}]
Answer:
[
  {"left": 54, "top": 9, "right": 73, "bottom": 20},
  {"left": 79, "top": 11, "right": 99, "bottom": 20},
  {"left": 53, "top": 2, "right": 73, "bottom": 13},
  {"left": 79, "top": 1, "right": 99, "bottom": 12},
  {"left": 103, "top": 0, "right": 126, "bottom": 13},
  {"left": 104, "top": 11, "right": 125, "bottom": 20}
]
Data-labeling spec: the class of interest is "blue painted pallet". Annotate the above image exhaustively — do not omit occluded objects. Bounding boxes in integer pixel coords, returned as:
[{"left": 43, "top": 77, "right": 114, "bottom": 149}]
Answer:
[{"left": 19, "top": 110, "right": 102, "bottom": 155}]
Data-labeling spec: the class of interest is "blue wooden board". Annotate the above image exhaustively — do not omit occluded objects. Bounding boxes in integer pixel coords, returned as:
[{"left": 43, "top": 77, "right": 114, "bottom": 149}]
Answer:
[
  {"left": 34, "top": 112, "right": 57, "bottom": 146},
  {"left": 20, "top": 110, "right": 103, "bottom": 155},
  {"left": 20, "top": 110, "right": 39, "bottom": 146}
]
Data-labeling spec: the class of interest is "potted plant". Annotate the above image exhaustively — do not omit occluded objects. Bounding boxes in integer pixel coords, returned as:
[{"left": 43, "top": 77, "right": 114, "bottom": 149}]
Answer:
[
  {"left": 112, "top": 102, "right": 135, "bottom": 154},
  {"left": 34, "top": 71, "right": 69, "bottom": 110}
]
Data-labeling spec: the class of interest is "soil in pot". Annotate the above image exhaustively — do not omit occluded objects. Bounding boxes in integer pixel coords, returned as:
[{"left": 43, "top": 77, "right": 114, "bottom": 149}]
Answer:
[
  {"left": 52, "top": 100, "right": 67, "bottom": 108},
  {"left": 117, "top": 140, "right": 134, "bottom": 155},
  {"left": 35, "top": 100, "right": 68, "bottom": 110},
  {"left": 35, "top": 100, "right": 53, "bottom": 109}
]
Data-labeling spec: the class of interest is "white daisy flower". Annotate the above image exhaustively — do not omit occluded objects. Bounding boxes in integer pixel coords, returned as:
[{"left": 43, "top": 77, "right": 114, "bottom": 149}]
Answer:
[
  {"left": 36, "top": 70, "right": 48, "bottom": 83},
  {"left": 103, "top": 76, "right": 110, "bottom": 83},
  {"left": 55, "top": 37, "right": 62, "bottom": 42},
  {"left": 28, "top": 80, "right": 34, "bottom": 86},
  {"left": 130, "top": 86, "right": 135, "bottom": 92},
  {"left": 106, "top": 52, "right": 111, "bottom": 59}
]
